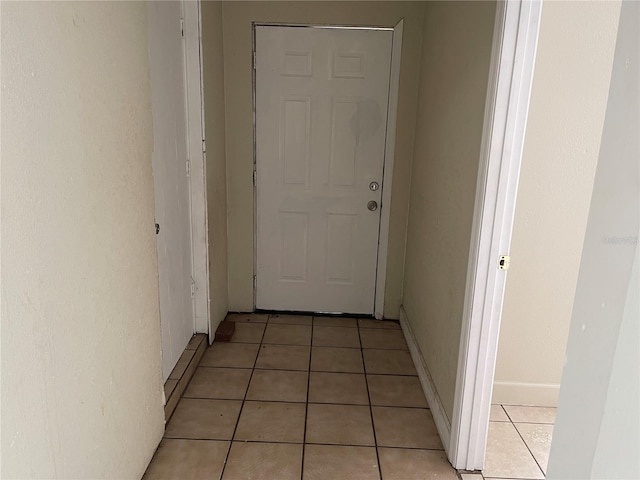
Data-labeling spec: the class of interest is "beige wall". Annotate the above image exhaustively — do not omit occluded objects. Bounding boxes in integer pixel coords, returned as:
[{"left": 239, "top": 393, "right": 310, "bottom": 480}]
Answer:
[
  {"left": 493, "top": 0, "right": 621, "bottom": 407},
  {"left": 202, "top": 1, "right": 229, "bottom": 333},
  {"left": 222, "top": 1, "right": 426, "bottom": 316},
  {"left": 402, "top": 1, "right": 496, "bottom": 421},
  {"left": 1, "top": 2, "right": 165, "bottom": 477}
]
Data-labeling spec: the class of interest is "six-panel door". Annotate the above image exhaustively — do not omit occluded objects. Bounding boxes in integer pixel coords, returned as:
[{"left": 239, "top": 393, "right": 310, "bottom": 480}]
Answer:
[{"left": 255, "top": 26, "right": 393, "bottom": 314}]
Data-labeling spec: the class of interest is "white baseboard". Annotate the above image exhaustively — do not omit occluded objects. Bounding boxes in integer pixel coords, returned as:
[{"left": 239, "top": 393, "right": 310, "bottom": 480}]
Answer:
[
  {"left": 492, "top": 381, "right": 560, "bottom": 407},
  {"left": 399, "top": 307, "right": 452, "bottom": 452}
]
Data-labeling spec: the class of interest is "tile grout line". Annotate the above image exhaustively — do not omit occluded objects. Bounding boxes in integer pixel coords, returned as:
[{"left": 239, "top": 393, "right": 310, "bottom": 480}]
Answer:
[
  {"left": 180, "top": 393, "right": 434, "bottom": 410},
  {"left": 161, "top": 436, "right": 447, "bottom": 451},
  {"left": 511, "top": 424, "right": 547, "bottom": 478},
  {"left": 501, "top": 404, "right": 547, "bottom": 479},
  {"left": 300, "top": 316, "right": 315, "bottom": 480},
  {"left": 217, "top": 319, "right": 268, "bottom": 480},
  {"left": 198, "top": 363, "right": 418, "bottom": 377},
  {"left": 359, "top": 322, "right": 384, "bottom": 480}
]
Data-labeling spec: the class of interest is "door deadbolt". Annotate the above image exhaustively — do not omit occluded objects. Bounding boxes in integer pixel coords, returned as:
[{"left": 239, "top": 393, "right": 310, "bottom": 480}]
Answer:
[
  {"left": 367, "top": 200, "right": 378, "bottom": 211},
  {"left": 369, "top": 181, "right": 380, "bottom": 191}
]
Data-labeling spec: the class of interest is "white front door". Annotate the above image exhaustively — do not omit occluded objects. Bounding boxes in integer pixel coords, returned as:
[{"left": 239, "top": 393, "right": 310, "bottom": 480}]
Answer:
[
  {"left": 255, "top": 26, "right": 393, "bottom": 315},
  {"left": 148, "top": 1, "right": 194, "bottom": 381}
]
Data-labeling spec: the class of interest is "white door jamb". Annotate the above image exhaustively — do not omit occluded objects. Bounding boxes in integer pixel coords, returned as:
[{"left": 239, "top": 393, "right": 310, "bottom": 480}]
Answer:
[
  {"left": 183, "top": 0, "right": 210, "bottom": 336},
  {"left": 374, "top": 19, "right": 403, "bottom": 320},
  {"left": 449, "top": 0, "right": 542, "bottom": 470}
]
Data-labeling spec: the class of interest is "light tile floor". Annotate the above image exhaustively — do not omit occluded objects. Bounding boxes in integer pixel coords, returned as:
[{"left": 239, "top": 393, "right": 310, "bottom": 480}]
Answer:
[
  {"left": 144, "top": 313, "right": 459, "bottom": 480},
  {"left": 483, "top": 404, "right": 555, "bottom": 479}
]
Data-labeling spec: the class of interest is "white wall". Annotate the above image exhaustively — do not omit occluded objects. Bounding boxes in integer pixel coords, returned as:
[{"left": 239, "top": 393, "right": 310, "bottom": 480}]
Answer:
[
  {"left": 493, "top": 0, "right": 622, "bottom": 407},
  {"left": 401, "top": 0, "right": 496, "bottom": 421},
  {"left": 547, "top": 2, "right": 639, "bottom": 475},
  {"left": 221, "top": 1, "right": 426, "bottom": 316},
  {"left": 1, "top": 2, "right": 165, "bottom": 478},
  {"left": 201, "top": 1, "right": 229, "bottom": 335}
]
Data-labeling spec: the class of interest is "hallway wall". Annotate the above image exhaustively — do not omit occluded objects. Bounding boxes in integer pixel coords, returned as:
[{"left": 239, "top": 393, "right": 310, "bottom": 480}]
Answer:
[
  {"left": 202, "top": 1, "right": 230, "bottom": 335},
  {"left": 401, "top": 0, "right": 496, "bottom": 422},
  {"left": 547, "top": 2, "right": 638, "bottom": 474},
  {"left": 221, "top": 1, "right": 427, "bottom": 317},
  {"left": 1, "top": 2, "right": 165, "bottom": 478},
  {"left": 494, "top": 0, "right": 621, "bottom": 407}
]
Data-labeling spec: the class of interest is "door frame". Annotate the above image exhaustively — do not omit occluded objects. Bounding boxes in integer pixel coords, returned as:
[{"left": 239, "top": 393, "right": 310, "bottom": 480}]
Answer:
[
  {"left": 375, "top": 20, "right": 404, "bottom": 320},
  {"left": 251, "top": 21, "right": 404, "bottom": 318},
  {"left": 183, "top": 0, "right": 210, "bottom": 336},
  {"left": 449, "top": 0, "right": 543, "bottom": 470}
]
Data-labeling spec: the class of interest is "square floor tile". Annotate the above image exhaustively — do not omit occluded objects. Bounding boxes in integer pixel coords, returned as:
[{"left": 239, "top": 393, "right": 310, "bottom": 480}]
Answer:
[
  {"left": 363, "top": 349, "right": 417, "bottom": 375},
  {"left": 303, "top": 444, "right": 380, "bottom": 480},
  {"left": 269, "top": 314, "right": 313, "bottom": 326},
  {"left": 246, "top": 369, "right": 308, "bottom": 402},
  {"left": 358, "top": 319, "right": 401, "bottom": 330},
  {"left": 308, "top": 372, "right": 369, "bottom": 405},
  {"left": 483, "top": 421, "right": 544, "bottom": 479},
  {"left": 143, "top": 439, "right": 229, "bottom": 480},
  {"left": 306, "top": 403, "right": 375, "bottom": 446},
  {"left": 367, "top": 375, "right": 427, "bottom": 407},
  {"left": 360, "top": 329, "right": 407, "bottom": 350},
  {"left": 378, "top": 448, "right": 458, "bottom": 480},
  {"left": 183, "top": 367, "right": 251, "bottom": 400},
  {"left": 255, "top": 344, "right": 310, "bottom": 371},
  {"left": 313, "top": 325, "right": 360, "bottom": 348},
  {"left": 165, "top": 398, "right": 241, "bottom": 440},
  {"left": 503, "top": 405, "right": 557, "bottom": 424},
  {"left": 168, "top": 349, "right": 195, "bottom": 380},
  {"left": 200, "top": 343, "right": 259, "bottom": 368},
  {"left": 226, "top": 312, "right": 268, "bottom": 323},
  {"left": 515, "top": 423, "right": 554, "bottom": 473},
  {"left": 222, "top": 442, "right": 303, "bottom": 480},
  {"left": 313, "top": 316, "right": 357, "bottom": 328},
  {"left": 235, "top": 401, "right": 306, "bottom": 443},
  {"left": 490, "top": 404, "right": 510, "bottom": 422},
  {"left": 311, "top": 347, "right": 364, "bottom": 373},
  {"left": 229, "top": 322, "right": 265, "bottom": 343},
  {"left": 372, "top": 406, "right": 442, "bottom": 449},
  {"left": 263, "top": 323, "right": 311, "bottom": 346}
]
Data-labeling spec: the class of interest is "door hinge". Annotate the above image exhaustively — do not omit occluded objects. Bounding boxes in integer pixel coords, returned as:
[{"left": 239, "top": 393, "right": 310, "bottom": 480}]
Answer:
[
  {"left": 253, "top": 51, "right": 257, "bottom": 70},
  {"left": 253, "top": 275, "right": 257, "bottom": 290},
  {"left": 253, "top": 169, "right": 257, "bottom": 187},
  {"left": 498, "top": 255, "right": 511, "bottom": 271},
  {"left": 180, "top": 18, "right": 185, "bottom": 38},
  {"left": 190, "top": 278, "right": 196, "bottom": 298},
  {"left": 202, "top": 139, "right": 206, "bottom": 153},
  {"left": 186, "top": 160, "right": 191, "bottom": 178}
]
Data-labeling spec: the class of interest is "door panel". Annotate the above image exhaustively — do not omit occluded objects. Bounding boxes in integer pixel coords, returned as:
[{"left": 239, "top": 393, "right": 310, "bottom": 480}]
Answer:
[
  {"left": 148, "top": 1, "right": 194, "bottom": 381},
  {"left": 256, "top": 26, "right": 393, "bottom": 314}
]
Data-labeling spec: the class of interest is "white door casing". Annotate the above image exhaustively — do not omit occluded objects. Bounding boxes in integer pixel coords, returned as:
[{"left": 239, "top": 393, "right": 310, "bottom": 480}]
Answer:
[
  {"left": 450, "top": 0, "right": 543, "bottom": 470},
  {"left": 183, "top": 0, "right": 211, "bottom": 337},
  {"left": 255, "top": 26, "right": 393, "bottom": 315},
  {"left": 148, "top": 1, "right": 194, "bottom": 381}
]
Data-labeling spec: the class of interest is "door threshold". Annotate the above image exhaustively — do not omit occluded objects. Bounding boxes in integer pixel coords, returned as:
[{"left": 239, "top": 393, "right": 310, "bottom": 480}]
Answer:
[{"left": 254, "top": 309, "right": 376, "bottom": 319}]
